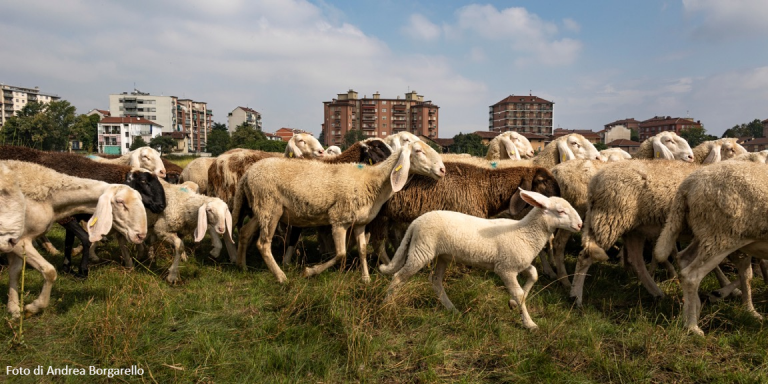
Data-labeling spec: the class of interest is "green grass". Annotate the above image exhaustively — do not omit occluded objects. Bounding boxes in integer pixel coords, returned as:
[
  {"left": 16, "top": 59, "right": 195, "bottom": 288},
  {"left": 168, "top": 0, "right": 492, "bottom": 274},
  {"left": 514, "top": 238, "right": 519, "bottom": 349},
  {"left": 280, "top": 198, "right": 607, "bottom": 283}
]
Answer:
[{"left": 2, "top": 227, "right": 768, "bottom": 383}]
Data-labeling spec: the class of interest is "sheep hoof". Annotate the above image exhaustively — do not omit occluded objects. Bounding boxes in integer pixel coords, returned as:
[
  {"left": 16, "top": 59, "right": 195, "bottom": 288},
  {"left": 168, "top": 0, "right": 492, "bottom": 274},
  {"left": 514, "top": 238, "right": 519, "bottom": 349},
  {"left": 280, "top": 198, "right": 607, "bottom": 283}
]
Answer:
[
  {"left": 362, "top": 275, "right": 371, "bottom": 284},
  {"left": 89, "top": 254, "right": 101, "bottom": 263},
  {"left": 687, "top": 326, "right": 705, "bottom": 337},
  {"left": 524, "top": 324, "right": 539, "bottom": 331},
  {"left": 61, "top": 263, "right": 72, "bottom": 275},
  {"left": 749, "top": 311, "right": 764, "bottom": 321},
  {"left": 508, "top": 301, "right": 519, "bottom": 309},
  {"left": 166, "top": 275, "right": 179, "bottom": 284},
  {"left": 302, "top": 268, "right": 314, "bottom": 278}
]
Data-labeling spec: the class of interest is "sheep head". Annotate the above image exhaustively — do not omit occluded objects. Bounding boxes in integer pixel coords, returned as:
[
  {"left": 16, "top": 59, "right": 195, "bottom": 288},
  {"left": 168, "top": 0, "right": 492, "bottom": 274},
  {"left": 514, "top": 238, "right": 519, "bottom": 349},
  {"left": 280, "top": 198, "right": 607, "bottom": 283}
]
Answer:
[
  {"left": 194, "top": 198, "right": 232, "bottom": 242},
  {"left": 286, "top": 133, "right": 325, "bottom": 158},
  {"left": 599, "top": 148, "right": 632, "bottom": 162},
  {"left": 391, "top": 141, "right": 445, "bottom": 192},
  {"left": 386, "top": 131, "right": 421, "bottom": 150},
  {"left": 125, "top": 169, "right": 167, "bottom": 214},
  {"left": 88, "top": 185, "right": 147, "bottom": 244},
  {"left": 130, "top": 147, "right": 166, "bottom": 178},
  {"left": 325, "top": 145, "right": 342, "bottom": 156},
  {"left": 519, "top": 189, "right": 582, "bottom": 232},
  {"left": 361, "top": 138, "right": 393, "bottom": 165},
  {"left": 0, "top": 163, "right": 26, "bottom": 253},
  {"left": 556, "top": 134, "right": 602, "bottom": 163},
  {"left": 498, "top": 132, "right": 535, "bottom": 159},
  {"left": 651, "top": 131, "right": 694, "bottom": 162}
]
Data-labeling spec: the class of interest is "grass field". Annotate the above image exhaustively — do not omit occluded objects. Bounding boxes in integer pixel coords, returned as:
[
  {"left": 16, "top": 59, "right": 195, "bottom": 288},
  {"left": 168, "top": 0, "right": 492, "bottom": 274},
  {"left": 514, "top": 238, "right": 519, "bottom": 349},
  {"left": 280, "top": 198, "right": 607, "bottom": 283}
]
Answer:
[{"left": 2, "top": 223, "right": 768, "bottom": 383}]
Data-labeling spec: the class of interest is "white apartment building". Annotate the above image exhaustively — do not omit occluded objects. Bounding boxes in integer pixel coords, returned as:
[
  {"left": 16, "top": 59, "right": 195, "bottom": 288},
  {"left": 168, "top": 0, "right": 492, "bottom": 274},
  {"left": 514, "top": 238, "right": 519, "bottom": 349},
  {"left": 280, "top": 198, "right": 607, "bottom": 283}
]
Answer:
[
  {"left": 227, "top": 106, "right": 262, "bottom": 134},
  {"left": 108, "top": 89, "right": 212, "bottom": 152},
  {"left": 0, "top": 84, "right": 61, "bottom": 127},
  {"left": 97, "top": 116, "right": 163, "bottom": 155}
]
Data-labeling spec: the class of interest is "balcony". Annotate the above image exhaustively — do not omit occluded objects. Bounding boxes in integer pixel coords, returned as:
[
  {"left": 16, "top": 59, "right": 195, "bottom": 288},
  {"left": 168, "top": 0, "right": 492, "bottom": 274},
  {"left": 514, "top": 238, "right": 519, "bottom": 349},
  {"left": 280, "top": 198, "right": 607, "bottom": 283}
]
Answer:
[
  {"left": 362, "top": 124, "right": 376, "bottom": 130},
  {"left": 362, "top": 115, "right": 376, "bottom": 121},
  {"left": 362, "top": 104, "right": 375, "bottom": 109}
]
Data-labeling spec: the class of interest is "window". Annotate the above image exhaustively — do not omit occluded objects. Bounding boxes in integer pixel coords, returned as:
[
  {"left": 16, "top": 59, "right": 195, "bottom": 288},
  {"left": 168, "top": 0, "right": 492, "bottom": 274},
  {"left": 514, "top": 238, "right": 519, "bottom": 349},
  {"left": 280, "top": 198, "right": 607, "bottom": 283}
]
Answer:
[
  {"left": 382, "top": 108, "right": 387, "bottom": 112},
  {"left": 383, "top": 124, "right": 387, "bottom": 128},
  {"left": 382, "top": 101, "right": 387, "bottom": 105},
  {"left": 125, "top": 131, "right": 129, "bottom": 137},
  {"left": 126, "top": 143, "right": 130, "bottom": 149},
  {"left": 382, "top": 116, "right": 387, "bottom": 120}
]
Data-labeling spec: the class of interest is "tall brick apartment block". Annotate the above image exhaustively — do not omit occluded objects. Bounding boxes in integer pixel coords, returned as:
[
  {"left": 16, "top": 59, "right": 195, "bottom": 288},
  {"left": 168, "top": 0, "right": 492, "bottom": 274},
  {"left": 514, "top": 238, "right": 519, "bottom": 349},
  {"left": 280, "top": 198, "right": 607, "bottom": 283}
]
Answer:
[
  {"left": 322, "top": 90, "right": 439, "bottom": 146},
  {"left": 489, "top": 94, "right": 554, "bottom": 135}
]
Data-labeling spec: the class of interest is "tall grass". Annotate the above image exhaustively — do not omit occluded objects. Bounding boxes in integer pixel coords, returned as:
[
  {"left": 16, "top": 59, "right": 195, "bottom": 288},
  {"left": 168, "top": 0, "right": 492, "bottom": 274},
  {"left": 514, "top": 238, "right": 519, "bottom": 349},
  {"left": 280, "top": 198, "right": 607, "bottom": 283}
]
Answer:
[{"left": 2, "top": 225, "right": 767, "bottom": 383}]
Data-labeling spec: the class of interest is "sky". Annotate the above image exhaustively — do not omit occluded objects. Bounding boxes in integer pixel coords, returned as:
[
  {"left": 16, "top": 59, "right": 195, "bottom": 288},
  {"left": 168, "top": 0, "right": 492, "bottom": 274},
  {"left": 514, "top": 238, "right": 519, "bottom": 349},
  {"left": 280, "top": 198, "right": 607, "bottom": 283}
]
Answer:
[{"left": 2, "top": 0, "right": 767, "bottom": 138}]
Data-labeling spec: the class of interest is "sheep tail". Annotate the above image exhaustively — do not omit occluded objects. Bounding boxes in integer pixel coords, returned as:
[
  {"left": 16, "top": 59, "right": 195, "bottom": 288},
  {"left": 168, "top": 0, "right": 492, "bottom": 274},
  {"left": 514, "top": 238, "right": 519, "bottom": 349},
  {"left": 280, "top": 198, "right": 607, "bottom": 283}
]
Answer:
[
  {"left": 654, "top": 189, "right": 687, "bottom": 263},
  {"left": 379, "top": 223, "right": 415, "bottom": 275}
]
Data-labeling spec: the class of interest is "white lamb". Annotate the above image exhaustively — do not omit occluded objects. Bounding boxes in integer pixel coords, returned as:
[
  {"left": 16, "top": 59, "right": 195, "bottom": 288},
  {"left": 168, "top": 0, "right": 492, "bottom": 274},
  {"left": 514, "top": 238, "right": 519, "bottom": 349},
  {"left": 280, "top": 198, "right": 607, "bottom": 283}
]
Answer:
[
  {"left": 380, "top": 189, "right": 582, "bottom": 330},
  {"left": 0, "top": 163, "right": 26, "bottom": 253},
  {"left": 325, "top": 145, "right": 342, "bottom": 156},
  {"left": 145, "top": 181, "right": 235, "bottom": 283}
]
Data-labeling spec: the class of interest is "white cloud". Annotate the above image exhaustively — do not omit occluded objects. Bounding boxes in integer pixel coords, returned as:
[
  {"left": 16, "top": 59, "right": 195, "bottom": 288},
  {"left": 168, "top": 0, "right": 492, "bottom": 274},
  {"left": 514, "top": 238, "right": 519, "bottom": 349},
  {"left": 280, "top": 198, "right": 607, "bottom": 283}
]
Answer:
[
  {"left": 468, "top": 47, "right": 487, "bottom": 63},
  {"left": 683, "top": 0, "right": 768, "bottom": 40},
  {"left": 452, "top": 4, "right": 581, "bottom": 66},
  {"left": 563, "top": 18, "right": 581, "bottom": 33},
  {"left": 402, "top": 14, "right": 442, "bottom": 41}
]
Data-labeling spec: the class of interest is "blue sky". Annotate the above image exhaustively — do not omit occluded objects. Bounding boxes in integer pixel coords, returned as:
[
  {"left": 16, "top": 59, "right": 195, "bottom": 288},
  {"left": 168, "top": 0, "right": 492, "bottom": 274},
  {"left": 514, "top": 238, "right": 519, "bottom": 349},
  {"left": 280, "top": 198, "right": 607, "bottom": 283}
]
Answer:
[{"left": 1, "top": 0, "right": 767, "bottom": 138}]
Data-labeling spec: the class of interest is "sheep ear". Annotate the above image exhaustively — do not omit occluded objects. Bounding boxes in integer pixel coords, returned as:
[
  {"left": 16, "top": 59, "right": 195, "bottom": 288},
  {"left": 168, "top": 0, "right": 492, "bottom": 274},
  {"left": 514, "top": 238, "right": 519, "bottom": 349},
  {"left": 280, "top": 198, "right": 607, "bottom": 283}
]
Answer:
[
  {"left": 556, "top": 140, "right": 576, "bottom": 162},
  {"left": 390, "top": 145, "right": 412, "bottom": 192},
  {"left": 88, "top": 190, "right": 115, "bottom": 242},
  {"left": 509, "top": 177, "right": 534, "bottom": 215},
  {"left": 702, "top": 143, "right": 722, "bottom": 164},
  {"left": 501, "top": 137, "right": 520, "bottom": 160},
  {"left": 130, "top": 149, "right": 142, "bottom": 167},
  {"left": 519, "top": 189, "right": 550, "bottom": 210},
  {"left": 225, "top": 209, "right": 233, "bottom": 241},
  {"left": 652, "top": 136, "right": 675, "bottom": 160},
  {"left": 194, "top": 204, "right": 208, "bottom": 242},
  {"left": 286, "top": 138, "right": 302, "bottom": 158}
]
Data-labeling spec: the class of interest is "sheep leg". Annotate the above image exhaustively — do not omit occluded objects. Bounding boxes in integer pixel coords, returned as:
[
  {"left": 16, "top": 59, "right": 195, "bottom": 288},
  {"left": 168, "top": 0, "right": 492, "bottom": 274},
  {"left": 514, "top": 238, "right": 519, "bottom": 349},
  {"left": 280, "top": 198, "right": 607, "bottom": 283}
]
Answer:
[
  {"left": 570, "top": 249, "right": 595, "bottom": 306},
  {"left": 165, "top": 234, "right": 185, "bottom": 284},
  {"left": 623, "top": 232, "right": 664, "bottom": 298},
  {"left": 18, "top": 241, "right": 58, "bottom": 316},
  {"left": 551, "top": 229, "right": 572, "bottom": 288},
  {"left": 734, "top": 254, "right": 761, "bottom": 320},
  {"left": 236, "top": 218, "right": 259, "bottom": 270},
  {"left": 680, "top": 241, "right": 748, "bottom": 336},
  {"left": 431, "top": 257, "right": 456, "bottom": 311},
  {"left": 39, "top": 235, "right": 60, "bottom": 256},
  {"left": 538, "top": 238, "right": 557, "bottom": 280},
  {"left": 117, "top": 236, "right": 134, "bottom": 268},
  {"left": 375, "top": 237, "right": 391, "bottom": 265},
  {"left": 758, "top": 259, "right": 768, "bottom": 283},
  {"left": 62, "top": 219, "right": 92, "bottom": 278},
  {"left": 499, "top": 266, "right": 538, "bottom": 330},
  {"left": 713, "top": 266, "right": 731, "bottom": 289},
  {"left": 282, "top": 226, "right": 302, "bottom": 266},
  {"left": 6, "top": 251, "right": 24, "bottom": 319},
  {"left": 354, "top": 225, "right": 371, "bottom": 283},
  {"left": 255, "top": 211, "right": 288, "bottom": 283},
  {"left": 303, "top": 226, "right": 348, "bottom": 278}
]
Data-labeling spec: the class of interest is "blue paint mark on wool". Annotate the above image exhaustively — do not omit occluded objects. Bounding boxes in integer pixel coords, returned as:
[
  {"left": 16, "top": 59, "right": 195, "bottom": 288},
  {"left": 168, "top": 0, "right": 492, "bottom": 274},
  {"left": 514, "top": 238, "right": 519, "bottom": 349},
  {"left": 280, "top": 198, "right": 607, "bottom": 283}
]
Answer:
[
  {"left": 491, "top": 162, "right": 498, "bottom": 169},
  {"left": 357, "top": 164, "right": 364, "bottom": 169},
  {"left": 180, "top": 187, "right": 188, "bottom": 193}
]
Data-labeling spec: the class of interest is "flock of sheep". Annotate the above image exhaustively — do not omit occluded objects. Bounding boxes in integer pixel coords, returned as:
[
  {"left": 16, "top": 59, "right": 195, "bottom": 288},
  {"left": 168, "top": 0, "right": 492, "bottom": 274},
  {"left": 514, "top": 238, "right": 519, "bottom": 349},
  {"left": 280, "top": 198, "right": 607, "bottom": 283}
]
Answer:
[{"left": 1, "top": 128, "right": 768, "bottom": 336}]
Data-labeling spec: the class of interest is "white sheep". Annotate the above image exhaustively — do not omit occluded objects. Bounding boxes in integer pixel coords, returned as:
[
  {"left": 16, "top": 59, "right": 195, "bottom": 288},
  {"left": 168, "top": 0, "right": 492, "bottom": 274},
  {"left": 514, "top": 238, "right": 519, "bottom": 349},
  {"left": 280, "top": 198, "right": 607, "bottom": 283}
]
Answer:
[
  {"left": 379, "top": 189, "right": 582, "bottom": 330},
  {"left": 89, "top": 146, "right": 167, "bottom": 178},
  {"left": 145, "top": 180, "right": 235, "bottom": 283},
  {"left": 485, "top": 131, "right": 535, "bottom": 160},
  {"left": 232, "top": 140, "right": 446, "bottom": 284},
  {"left": 0, "top": 163, "right": 26, "bottom": 253},
  {"left": 653, "top": 161, "right": 768, "bottom": 335},
  {"left": 1, "top": 160, "right": 147, "bottom": 319},
  {"left": 180, "top": 157, "right": 216, "bottom": 194},
  {"left": 631, "top": 131, "right": 694, "bottom": 161},
  {"left": 570, "top": 138, "right": 746, "bottom": 306}
]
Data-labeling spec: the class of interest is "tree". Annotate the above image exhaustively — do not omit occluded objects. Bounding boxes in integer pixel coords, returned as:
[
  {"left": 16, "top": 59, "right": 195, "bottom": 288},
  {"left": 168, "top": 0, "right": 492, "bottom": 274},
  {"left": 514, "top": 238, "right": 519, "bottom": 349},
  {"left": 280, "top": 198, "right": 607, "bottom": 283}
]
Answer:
[
  {"left": 343, "top": 129, "right": 367, "bottom": 149},
  {"left": 680, "top": 126, "right": 717, "bottom": 148},
  {"left": 42, "top": 100, "right": 77, "bottom": 150},
  {"left": 630, "top": 128, "right": 640, "bottom": 142},
  {"left": 130, "top": 136, "right": 148, "bottom": 150},
  {"left": 722, "top": 119, "right": 764, "bottom": 138},
  {"left": 149, "top": 135, "right": 176, "bottom": 155},
  {"left": 207, "top": 122, "right": 231, "bottom": 156},
  {"left": 230, "top": 122, "right": 264, "bottom": 149},
  {"left": 69, "top": 113, "right": 99, "bottom": 152},
  {"left": 449, "top": 133, "right": 485, "bottom": 156},
  {"left": 594, "top": 142, "right": 608, "bottom": 151}
]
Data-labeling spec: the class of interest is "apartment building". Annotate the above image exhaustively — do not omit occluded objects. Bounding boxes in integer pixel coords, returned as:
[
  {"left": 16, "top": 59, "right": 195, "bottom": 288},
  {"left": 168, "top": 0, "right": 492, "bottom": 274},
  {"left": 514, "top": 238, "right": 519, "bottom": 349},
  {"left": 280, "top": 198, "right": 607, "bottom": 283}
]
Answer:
[
  {"left": 638, "top": 116, "right": 702, "bottom": 141},
  {"left": 227, "top": 107, "right": 262, "bottom": 134},
  {"left": 489, "top": 94, "right": 554, "bottom": 135},
  {"left": 0, "top": 84, "right": 60, "bottom": 127},
  {"left": 322, "top": 90, "right": 439, "bottom": 146},
  {"left": 108, "top": 89, "right": 213, "bottom": 152},
  {"left": 97, "top": 116, "right": 163, "bottom": 155}
]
